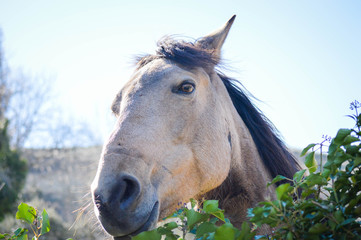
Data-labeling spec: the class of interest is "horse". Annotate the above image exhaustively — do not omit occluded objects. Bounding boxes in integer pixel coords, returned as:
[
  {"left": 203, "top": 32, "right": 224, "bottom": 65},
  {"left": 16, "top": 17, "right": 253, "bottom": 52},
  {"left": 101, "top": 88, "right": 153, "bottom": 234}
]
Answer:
[{"left": 91, "top": 15, "right": 300, "bottom": 239}]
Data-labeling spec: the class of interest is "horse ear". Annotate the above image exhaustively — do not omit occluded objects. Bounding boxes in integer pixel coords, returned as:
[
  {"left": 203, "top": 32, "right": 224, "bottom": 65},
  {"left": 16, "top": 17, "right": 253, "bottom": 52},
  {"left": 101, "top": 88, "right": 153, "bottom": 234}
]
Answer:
[{"left": 196, "top": 15, "right": 236, "bottom": 61}]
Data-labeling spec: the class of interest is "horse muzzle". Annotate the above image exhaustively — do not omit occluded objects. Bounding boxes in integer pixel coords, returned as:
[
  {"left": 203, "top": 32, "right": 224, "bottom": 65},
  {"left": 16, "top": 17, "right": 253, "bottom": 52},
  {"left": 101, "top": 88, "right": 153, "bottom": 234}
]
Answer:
[{"left": 92, "top": 172, "right": 159, "bottom": 238}]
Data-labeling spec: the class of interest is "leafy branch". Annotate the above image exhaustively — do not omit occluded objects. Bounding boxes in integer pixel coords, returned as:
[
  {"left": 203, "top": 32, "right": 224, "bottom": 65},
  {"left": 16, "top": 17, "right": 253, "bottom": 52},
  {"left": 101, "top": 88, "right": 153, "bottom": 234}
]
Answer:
[{"left": 0, "top": 203, "right": 73, "bottom": 240}]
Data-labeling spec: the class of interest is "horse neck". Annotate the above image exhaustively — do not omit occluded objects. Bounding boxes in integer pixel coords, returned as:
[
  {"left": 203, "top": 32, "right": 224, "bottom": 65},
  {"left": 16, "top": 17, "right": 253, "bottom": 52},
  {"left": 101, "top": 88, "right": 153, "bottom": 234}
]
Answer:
[
  {"left": 203, "top": 74, "right": 275, "bottom": 226},
  {"left": 231, "top": 112, "right": 275, "bottom": 200},
  {"left": 214, "top": 110, "right": 276, "bottom": 227}
]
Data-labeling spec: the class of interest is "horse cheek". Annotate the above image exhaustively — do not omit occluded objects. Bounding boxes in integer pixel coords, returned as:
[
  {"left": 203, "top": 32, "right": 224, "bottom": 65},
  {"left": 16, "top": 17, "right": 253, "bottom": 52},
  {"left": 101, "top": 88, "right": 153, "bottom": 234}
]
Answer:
[{"left": 191, "top": 122, "right": 231, "bottom": 194}]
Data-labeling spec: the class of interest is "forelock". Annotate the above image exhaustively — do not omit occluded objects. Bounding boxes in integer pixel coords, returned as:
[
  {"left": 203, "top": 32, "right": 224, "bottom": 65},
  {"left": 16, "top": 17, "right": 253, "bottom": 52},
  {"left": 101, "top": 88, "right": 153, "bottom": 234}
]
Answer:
[{"left": 136, "top": 37, "right": 218, "bottom": 70}]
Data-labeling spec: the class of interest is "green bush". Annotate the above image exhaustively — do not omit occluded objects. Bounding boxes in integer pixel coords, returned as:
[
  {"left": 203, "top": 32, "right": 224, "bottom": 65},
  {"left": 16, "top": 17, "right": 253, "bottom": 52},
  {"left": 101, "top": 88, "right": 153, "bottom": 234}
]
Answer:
[
  {"left": 0, "top": 120, "right": 28, "bottom": 221},
  {"left": 248, "top": 100, "right": 361, "bottom": 239},
  {"left": 0, "top": 199, "right": 100, "bottom": 240},
  {"left": 133, "top": 199, "right": 255, "bottom": 240}
]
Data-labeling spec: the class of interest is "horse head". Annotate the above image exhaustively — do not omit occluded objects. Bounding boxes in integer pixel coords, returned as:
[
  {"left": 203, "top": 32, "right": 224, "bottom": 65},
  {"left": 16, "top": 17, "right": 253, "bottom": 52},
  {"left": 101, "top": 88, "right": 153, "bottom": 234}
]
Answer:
[{"left": 91, "top": 15, "right": 299, "bottom": 239}]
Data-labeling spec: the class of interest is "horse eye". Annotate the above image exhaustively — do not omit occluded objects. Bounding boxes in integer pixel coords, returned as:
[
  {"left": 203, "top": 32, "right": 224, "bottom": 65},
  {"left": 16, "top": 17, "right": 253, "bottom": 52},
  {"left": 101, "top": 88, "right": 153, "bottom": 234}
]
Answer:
[{"left": 178, "top": 82, "right": 195, "bottom": 94}]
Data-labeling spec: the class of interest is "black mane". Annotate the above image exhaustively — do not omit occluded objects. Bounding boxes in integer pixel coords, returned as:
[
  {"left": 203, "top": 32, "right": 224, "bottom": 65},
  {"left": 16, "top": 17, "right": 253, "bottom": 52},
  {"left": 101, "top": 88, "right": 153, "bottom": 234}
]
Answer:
[
  {"left": 137, "top": 38, "right": 300, "bottom": 180},
  {"left": 220, "top": 76, "right": 300, "bottom": 180}
]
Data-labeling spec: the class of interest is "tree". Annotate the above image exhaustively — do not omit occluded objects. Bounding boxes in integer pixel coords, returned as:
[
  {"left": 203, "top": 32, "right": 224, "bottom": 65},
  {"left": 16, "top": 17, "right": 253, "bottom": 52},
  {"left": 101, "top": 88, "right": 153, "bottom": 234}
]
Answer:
[
  {"left": 0, "top": 29, "right": 52, "bottom": 149},
  {"left": 0, "top": 30, "right": 10, "bottom": 123},
  {"left": 6, "top": 70, "right": 52, "bottom": 148},
  {"left": 0, "top": 29, "right": 27, "bottom": 221},
  {"left": 0, "top": 120, "right": 27, "bottom": 221},
  {"left": 0, "top": 29, "right": 100, "bottom": 149}
]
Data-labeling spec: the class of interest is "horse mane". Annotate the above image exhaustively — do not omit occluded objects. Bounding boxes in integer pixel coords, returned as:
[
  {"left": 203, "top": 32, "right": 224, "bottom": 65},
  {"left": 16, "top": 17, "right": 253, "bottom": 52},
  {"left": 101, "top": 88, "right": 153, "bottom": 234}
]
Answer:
[
  {"left": 136, "top": 37, "right": 300, "bottom": 181},
  {"left": 220, "top": 76, "right": 300, "bottom": 180}
]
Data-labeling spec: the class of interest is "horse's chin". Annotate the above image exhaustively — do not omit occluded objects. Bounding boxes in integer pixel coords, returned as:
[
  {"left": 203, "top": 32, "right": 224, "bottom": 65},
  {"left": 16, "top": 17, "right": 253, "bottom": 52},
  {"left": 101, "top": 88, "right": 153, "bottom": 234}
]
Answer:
[{"left": 99, "top": 201, "right": 160, "bottom": 239}]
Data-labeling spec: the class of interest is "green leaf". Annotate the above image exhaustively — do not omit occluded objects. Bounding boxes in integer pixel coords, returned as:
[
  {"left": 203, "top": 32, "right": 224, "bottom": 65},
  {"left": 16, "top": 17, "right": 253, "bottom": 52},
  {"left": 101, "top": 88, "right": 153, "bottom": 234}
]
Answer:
[
  {"left": 186, "top": 209, "right": 208, "bottom": 230},
  {"left": 214, "top": 223, "right": 235, "bottom": 240},
  {"left": 328, "top": 140, "right": 338, "bottom": 156},
  {"left": 343, "top": 135, "right": 359, "bottom": 145},
  {"left": 18, "top": 234, "right": 28, "bottom": 240},
  {"left": 308, "top": 223, "right": 327, "bottom": 234},
  {"left": 334, "top": 210, "right": 344, "bottom": 223},
  {"left": 354, "top": 156, "right": 361, "bottom": 167},
  {"left": 334, "top": 129, "right": 352, "bottom": 145},
  {"left": 301, "top": 188, "right": 317, "bottom": 198},
  {"left": 346, "top": 145, "right": 359, "bottom": 155},
  {"left": 286, "top": 231, "right": 293, "bottom": 240},
  {"left": 248, "top": 206, "right": 266, "bottom": 223},
  {"left": 13, "top": 228, "right": 28, "bottom": 240},
  {"left": 164, "top": 234, "right": 178, "bottom": 240},
  {"left": 203, "top": 200, "right": 219, "bottom": 213},
  {"left": 16, "top": 203, "right": 36, "bottom": 224},
  {"left": 305, "top": 173, "right": 327, "bottom": 187},
  {"left": 237, "top": 222, "right": 255, "bottom": 240},
  {"left": 339, "top": 218, "right": 356, "bottom": 226},
  {"left": 275, "top": 183, "right": 291, "bottom": 200},
  {"left": 196, "top": 222, "right": 217, "bottom": 238},
  {"left": 156, "top": 226, "right": 177, "bottom": 239},
  {"left": 321, "top": 169, "right": 331, "bottom": 179},
  {"left": 132, "top": 229, "right": 161, "bottom": 240},
  {"left": 301, "top": 143, "right": 316, "bottom": 157},
  {"left": 40, "top": 209, "right": 50, "bottom": 235},
  {"left": 267, "top": 175, "right": 287, "bottom": 187},
  {"left": 293, "top": 169, "right": 306, "bottom": 183},
  {"left": 211, "top": 210, "right": 226, "bottom": 222},
  {"left": 163, "top": 221, "right": 178, "bottom": 230},
  {"left": 190, "top": 198, "right": 197, "bottom": 209},
  {"left": 14, "top": 228, "right": 23, "bottom": 236},
  {"left": 305, "top": 152, "right": 317, "bottom": 173}
]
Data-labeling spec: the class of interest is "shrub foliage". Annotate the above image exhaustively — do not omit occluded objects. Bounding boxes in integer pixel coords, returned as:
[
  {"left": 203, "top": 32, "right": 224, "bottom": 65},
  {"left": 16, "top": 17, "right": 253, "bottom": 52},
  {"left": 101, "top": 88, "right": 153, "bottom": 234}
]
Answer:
[
  {"left": 0, "top": 202, "right": 73, "bottom": 240},
  {"left": 133, "top": 199, "right": 255, "bottom": 240},
  {"left": 248, "top": 100, "right": 361, "bottom": 240}
]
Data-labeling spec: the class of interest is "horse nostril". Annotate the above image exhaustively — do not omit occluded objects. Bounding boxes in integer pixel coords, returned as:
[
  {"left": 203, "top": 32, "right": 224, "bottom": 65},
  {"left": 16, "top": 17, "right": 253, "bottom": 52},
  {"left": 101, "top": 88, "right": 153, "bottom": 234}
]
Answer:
[
  {"left": 122, "top": 179, "right": 136, "bottom": 202},
  {"left": 111, "top": 174, "right": 141, "bottom": 209},
  {"left": 92, "top": 174, "right": 141, "bottom": 214}
]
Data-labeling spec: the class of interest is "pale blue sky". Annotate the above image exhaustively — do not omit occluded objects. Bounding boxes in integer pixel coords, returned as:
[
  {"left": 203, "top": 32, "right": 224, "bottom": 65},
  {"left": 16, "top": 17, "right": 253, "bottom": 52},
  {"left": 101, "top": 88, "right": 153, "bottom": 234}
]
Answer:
[{"left": 0, "top": 0, "right": 360, "bottom": 148}]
